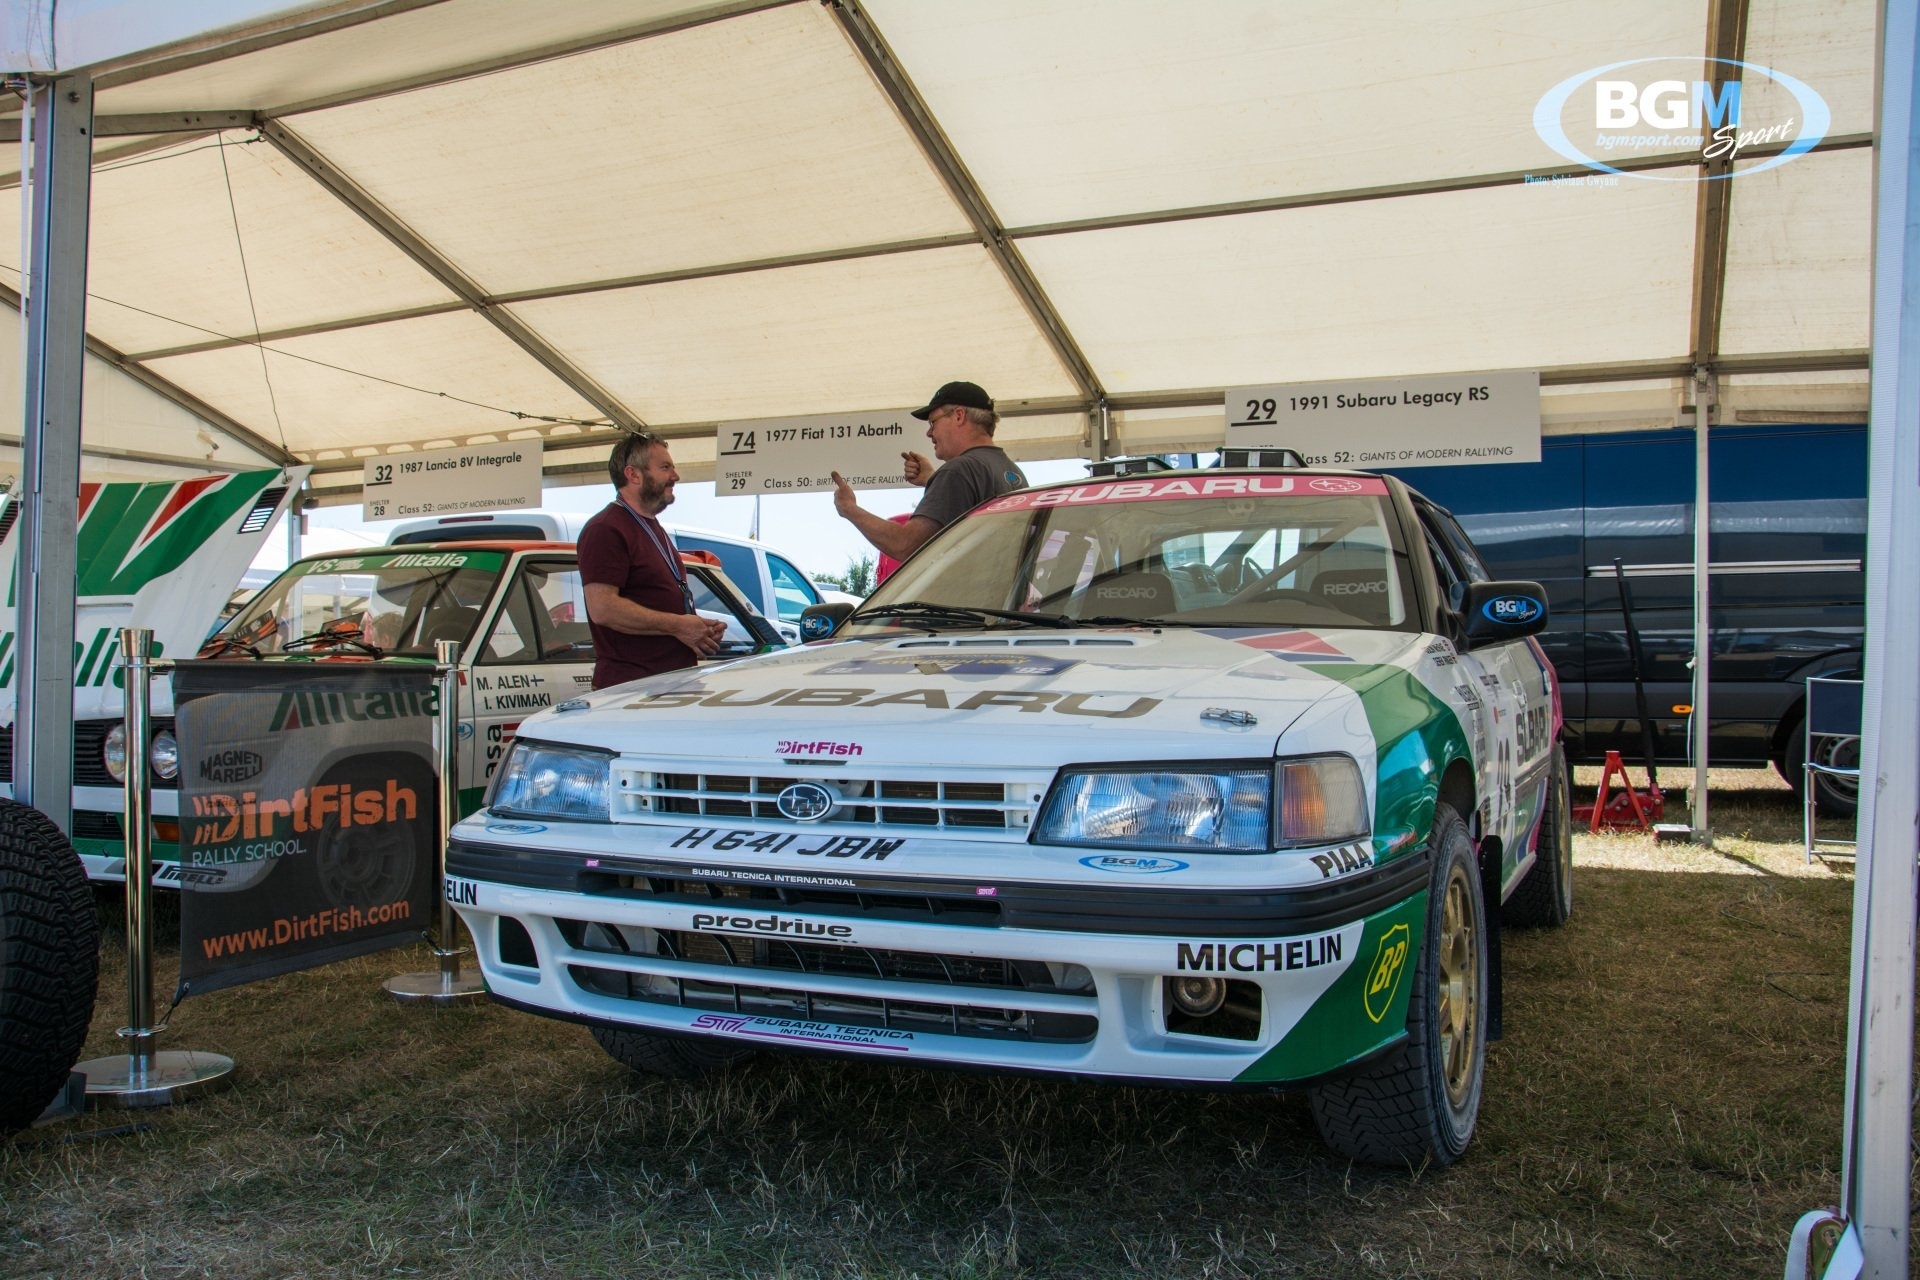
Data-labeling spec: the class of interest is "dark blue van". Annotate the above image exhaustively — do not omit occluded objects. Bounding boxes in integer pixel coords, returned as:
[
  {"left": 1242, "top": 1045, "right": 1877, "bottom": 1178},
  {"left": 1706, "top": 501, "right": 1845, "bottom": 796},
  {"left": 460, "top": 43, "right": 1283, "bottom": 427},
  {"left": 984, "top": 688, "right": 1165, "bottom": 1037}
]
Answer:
[{"left": 1384, "top": 421, "right": 1866, "bottom": 808}]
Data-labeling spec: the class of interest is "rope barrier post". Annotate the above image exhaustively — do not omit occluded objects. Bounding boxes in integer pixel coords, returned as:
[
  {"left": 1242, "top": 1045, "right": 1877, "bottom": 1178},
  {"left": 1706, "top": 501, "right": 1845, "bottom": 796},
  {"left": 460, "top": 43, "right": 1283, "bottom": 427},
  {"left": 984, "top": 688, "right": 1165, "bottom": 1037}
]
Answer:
[
  {"left": 385, "top": 639, "right": 486, "bottom": 1004},
  {"left": 77, "top": 628, "right": 234, "bottom": 1107}
]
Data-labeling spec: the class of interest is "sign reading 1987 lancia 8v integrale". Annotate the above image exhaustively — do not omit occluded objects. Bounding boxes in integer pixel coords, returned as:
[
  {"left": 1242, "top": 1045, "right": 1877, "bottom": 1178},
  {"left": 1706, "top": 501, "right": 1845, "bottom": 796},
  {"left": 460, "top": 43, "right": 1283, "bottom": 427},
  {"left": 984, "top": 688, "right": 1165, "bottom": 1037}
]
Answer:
[{"left": 446, "top": 462, "right": 1573, "bottom": 1167}]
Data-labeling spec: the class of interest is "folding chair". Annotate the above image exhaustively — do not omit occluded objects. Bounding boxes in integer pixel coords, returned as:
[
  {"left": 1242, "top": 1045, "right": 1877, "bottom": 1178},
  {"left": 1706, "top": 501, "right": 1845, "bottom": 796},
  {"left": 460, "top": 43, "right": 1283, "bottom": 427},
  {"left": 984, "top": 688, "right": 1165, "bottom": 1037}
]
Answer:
[{"left": 1803, "top": 675, "right": 1862, "bottom": 861}]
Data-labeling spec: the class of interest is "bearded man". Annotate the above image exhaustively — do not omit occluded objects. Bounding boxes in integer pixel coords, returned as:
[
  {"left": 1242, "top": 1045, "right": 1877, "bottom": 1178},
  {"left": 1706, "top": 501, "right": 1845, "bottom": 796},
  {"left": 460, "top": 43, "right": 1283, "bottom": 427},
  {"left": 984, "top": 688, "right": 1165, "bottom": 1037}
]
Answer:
[{"left": 579, "top": 433, "right": 726, "bottom": 689}]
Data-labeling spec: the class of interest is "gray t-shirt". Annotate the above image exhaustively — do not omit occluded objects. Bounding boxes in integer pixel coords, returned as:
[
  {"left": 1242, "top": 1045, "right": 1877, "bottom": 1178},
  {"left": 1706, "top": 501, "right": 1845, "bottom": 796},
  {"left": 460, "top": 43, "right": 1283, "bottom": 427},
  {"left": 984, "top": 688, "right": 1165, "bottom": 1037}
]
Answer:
[{"left": 912, "top": 446, "right": 1028, "bottom": 529}]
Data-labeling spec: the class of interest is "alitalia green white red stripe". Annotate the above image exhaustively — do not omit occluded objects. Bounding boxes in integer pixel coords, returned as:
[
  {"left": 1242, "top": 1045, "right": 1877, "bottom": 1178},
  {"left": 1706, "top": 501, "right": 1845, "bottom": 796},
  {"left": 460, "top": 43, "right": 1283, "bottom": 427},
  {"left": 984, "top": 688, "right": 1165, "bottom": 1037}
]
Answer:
[{"left": 449, "top": 463, "right": 1573, "bottom": 1166}]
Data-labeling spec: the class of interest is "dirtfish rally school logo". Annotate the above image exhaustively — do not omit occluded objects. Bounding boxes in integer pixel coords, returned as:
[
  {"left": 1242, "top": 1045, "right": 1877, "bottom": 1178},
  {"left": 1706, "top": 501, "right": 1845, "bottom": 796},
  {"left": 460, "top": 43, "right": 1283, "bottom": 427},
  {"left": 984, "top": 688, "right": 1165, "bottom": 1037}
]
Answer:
[{"left": 1533, "top": 57, "right": 1828, "bottom": 181}]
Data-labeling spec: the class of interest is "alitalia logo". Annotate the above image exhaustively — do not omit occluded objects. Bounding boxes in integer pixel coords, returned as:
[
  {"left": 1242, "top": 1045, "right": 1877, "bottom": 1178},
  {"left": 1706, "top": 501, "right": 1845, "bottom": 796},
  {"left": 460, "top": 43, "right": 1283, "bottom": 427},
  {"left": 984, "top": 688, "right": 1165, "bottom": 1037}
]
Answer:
[
  {"left": 0, "top": 626, "right": 166, "bottom": 691},
  {"left": 268, "top": 687, "right": 438, "bottom": 732}
]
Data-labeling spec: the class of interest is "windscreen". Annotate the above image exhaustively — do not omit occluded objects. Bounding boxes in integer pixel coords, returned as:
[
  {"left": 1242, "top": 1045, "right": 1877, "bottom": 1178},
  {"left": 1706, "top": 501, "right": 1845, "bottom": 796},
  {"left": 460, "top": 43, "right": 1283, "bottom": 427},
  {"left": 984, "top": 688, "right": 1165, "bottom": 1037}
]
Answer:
[
  {"left": 212, "top": 550, "right": 507, "bottom": 657},
  {"left": 845, "top": 474, "right": 1414, "bottom": 634}
]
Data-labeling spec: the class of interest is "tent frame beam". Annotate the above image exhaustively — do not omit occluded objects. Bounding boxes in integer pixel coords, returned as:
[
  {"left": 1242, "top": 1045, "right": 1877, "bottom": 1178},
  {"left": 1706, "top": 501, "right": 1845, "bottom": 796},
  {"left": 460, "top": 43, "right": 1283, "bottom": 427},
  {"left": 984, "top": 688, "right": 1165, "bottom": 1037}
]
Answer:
[
  {"left": 103, "top": 132, "right": 1873, "bottom": 367},
  {"left": 0, "top": 281, "right": 298, "bottom": 465},
  {"left": 827, "top": 0, "right": 1105, "bottom": 407},
  {"left": 261, "top": 118, "right": 646, "bottom": 433}
]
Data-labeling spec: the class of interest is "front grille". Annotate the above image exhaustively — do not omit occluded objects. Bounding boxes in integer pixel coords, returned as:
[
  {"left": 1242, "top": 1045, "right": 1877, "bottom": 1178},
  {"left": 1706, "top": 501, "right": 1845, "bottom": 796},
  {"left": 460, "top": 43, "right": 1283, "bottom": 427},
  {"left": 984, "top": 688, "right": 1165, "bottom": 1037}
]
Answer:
[
  {"left": 71, "top": 811, "right": 125, "bottom": 841},
  {"left": 0, "top": 723, "right": 175, "bottom": 788},
  {"left": 587, "top": 874, "right": 1005, "bottom": 929},
  {"left": 615, "top": 767, "right": 1038, "bottom": 832},
  {"left": 558, "top": 918, "right": 1097, "bottom": 1044}
]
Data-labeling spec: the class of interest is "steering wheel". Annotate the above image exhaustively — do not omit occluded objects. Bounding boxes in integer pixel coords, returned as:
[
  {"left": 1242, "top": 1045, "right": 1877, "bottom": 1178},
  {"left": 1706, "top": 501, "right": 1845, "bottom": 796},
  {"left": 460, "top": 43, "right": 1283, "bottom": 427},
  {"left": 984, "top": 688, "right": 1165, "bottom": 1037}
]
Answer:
[{"left": 1214, "top": 557, "right": 1260, "bottom": 594}]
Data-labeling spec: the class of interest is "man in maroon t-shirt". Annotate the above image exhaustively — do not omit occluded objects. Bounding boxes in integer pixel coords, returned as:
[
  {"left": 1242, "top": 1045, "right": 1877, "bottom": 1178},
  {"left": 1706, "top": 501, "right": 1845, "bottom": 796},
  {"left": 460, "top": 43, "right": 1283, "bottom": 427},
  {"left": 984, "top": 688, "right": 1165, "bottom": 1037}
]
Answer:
[{"left": 579, "top": 434, "right": 726, "bottom": 689}]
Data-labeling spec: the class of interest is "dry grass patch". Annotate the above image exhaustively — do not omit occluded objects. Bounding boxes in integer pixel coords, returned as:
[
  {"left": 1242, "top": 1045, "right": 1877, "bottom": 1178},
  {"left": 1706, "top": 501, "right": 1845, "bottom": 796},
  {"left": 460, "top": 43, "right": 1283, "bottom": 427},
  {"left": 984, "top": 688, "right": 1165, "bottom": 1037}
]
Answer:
[{"left": 0, "top": 772, "right": 1878, "bottom": 1278}]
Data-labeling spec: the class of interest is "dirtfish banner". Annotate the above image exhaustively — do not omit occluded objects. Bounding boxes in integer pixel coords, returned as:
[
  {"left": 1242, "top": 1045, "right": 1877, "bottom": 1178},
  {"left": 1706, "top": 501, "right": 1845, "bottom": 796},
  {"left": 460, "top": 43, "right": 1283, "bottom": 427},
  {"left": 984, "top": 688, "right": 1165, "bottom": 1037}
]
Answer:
[{"left": 171, "top": 661, "right": 438, "bottom": 995}]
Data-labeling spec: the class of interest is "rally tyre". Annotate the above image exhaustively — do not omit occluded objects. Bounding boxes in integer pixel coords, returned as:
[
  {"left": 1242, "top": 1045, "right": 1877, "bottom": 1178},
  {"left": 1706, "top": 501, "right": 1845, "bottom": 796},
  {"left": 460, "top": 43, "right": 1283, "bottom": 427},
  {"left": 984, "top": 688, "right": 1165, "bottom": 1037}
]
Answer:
[
  {"left": 591, "top": 1024, "right": 756, "bottom": 1079},
  {"left": 1505, "top": 743, "right": 1573, "bottom": 928},
  {"left": 1782, "top": 716, "right": 1860, "bottom": 819},
  {"left": 0, "top": 800, "right": 100, "bottom": 1133},
  {"left": 1309, "top": 805, "right": 1487, "bottom": 1168}
]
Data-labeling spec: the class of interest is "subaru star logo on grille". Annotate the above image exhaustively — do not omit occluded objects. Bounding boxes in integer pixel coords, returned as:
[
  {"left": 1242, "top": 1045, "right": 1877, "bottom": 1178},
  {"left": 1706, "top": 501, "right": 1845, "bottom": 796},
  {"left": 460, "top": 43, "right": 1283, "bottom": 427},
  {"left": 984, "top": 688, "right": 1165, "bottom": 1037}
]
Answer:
[{"left": 776, "top": 782, "right": 836, "bottom": 822}]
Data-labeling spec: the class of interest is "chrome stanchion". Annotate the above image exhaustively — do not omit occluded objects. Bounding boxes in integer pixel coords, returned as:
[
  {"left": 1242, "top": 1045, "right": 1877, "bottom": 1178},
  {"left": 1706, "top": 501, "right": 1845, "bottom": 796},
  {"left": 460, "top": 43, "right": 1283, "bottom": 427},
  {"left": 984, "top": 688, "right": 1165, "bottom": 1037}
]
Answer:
[
  {"left": 385, "top": 639, "right": 485, "bottom": 1004},
  {"left": 78, "top": 628, "right": 234, "bottom": 1107}
]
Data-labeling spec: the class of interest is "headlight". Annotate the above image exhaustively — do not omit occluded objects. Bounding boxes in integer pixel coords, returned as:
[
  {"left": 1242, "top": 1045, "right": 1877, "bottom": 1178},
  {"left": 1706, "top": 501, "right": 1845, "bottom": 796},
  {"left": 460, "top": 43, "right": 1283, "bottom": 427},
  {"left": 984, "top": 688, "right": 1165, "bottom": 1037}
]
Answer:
[
  {"left": 103, "top": 725, "right": 180, "bottom": 783},
  {"left": 150, "top": 730, "right": 179, "bottom": 781},
  {"left": 103, "top": 724, "right": 128, "bottom": 783},
  {"left": 1037, "top": 767, "right": 1272, "bottom": 853},
  {"left": 1034, "top": 755, "right": 1370, "bottom": 854},
  {"left": 488, "top": 740, "right": 611, "bottom": 821}
]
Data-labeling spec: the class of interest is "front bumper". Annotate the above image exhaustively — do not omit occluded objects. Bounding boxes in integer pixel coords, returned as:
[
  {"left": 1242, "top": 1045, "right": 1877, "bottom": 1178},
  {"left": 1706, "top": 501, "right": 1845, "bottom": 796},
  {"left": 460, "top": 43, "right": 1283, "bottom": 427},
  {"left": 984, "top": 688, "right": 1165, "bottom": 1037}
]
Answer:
[{"left": 449, "top": 834, "right": 1428, "bottom": 1086}]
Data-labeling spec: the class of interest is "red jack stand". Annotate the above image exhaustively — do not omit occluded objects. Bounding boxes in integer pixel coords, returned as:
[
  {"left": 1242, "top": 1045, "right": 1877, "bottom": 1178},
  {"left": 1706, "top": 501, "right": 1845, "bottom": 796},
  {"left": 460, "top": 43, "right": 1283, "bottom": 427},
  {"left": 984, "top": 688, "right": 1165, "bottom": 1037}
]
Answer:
[{"left": 1573, "top": 750, "right": 1665, "bottom": 831}]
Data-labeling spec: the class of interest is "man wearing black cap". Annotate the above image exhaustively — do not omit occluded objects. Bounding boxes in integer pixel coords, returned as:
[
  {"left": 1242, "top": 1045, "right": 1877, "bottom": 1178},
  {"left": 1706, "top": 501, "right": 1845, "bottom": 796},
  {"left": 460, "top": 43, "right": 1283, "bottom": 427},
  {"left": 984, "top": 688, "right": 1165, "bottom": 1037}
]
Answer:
[{"left": 831, "top": 380, "right": 1027, "bottom": 563}]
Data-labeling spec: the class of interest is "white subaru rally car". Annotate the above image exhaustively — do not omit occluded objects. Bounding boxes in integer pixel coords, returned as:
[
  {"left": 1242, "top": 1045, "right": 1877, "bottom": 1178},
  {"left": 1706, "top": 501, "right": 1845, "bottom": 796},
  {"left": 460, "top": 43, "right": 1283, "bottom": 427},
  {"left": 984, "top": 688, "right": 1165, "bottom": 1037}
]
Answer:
[{"left": 448, "top": 458, "right": 1572, "bottom": 1166}]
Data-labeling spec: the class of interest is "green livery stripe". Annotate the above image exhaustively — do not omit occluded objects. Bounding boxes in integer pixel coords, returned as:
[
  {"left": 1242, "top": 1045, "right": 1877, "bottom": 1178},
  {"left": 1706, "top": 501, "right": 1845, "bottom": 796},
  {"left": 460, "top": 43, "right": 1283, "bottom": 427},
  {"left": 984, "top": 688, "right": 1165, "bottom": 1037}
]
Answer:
[
  {"left": 1303, "top": 662, "right": 1468, "bottom": 862},
  {"left": 1234, "top": 891, "right": 1428, "bottom": 1083},
  {"left": 75, "top": 472, "right": 278, "bottom": 597}
]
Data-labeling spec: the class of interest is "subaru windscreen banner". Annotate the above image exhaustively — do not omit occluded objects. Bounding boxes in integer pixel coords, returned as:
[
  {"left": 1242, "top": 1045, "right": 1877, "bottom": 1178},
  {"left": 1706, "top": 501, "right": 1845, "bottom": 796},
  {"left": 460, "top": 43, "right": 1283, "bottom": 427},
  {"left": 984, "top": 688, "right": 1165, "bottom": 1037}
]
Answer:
[{"left": 171, "top": 661, "right": 438, "bottom": 995}]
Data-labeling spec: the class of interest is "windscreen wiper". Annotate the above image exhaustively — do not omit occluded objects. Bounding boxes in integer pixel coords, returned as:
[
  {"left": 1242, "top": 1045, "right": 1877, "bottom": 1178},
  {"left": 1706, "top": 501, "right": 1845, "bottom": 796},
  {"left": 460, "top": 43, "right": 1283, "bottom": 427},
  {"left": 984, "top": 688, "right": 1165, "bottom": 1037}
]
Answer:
[
  {"left": 282, "top": 625, "right": 383, "bottom": 657},
  {"left": 850, "top": 601, "right": 1076, "bottom": 630},
  {"left": 1074, "top": 615, "right": 1212, "bottom": 628},
  {"left": 196, "top": 635, "right": 264, "bottom": 659}
]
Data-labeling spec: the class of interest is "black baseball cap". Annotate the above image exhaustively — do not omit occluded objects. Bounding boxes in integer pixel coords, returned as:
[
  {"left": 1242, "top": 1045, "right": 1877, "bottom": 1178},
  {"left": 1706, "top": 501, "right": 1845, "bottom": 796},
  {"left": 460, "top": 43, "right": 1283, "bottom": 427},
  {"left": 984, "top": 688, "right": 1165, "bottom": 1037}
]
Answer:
[{"left": 911, "top": 380, "right": 994, "bottom": 420}]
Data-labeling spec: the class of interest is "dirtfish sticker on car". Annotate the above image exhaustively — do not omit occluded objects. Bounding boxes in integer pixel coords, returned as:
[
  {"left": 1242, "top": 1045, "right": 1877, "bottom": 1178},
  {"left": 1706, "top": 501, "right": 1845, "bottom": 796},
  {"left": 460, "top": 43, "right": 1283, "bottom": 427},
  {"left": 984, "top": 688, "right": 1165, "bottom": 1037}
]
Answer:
[
  {"left": 1079, "top": 854, "right": 1188, "bottom": 875},
  {"left": 690, "top": 1012, "right": 913, "bottom": 1052},
  {"left": 1176, "top": 932, "right": 1344, "bottom": 973},
  {"left": 1363, "top": 923, "right": 1411, "bottom": 1023}
]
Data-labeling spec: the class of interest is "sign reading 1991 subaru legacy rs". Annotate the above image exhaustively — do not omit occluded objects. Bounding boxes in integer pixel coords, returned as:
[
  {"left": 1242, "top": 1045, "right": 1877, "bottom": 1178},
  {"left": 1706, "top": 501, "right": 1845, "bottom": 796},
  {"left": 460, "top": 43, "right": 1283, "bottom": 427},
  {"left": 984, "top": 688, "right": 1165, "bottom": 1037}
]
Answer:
[{"left": 448, "top": 461, "right": 1572, "bottom": 1166}]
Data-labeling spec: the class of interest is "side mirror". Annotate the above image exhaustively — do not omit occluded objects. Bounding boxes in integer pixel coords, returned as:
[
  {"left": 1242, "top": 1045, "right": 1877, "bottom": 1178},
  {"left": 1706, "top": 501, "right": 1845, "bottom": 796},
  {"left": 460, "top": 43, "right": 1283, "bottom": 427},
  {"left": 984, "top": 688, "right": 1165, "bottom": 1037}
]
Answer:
[
  {"left": 1459, "top": 581, "right": 1549, "bottom": 647},
  {"left": 799, "top": 601, "right": 855, "bottom": 641}
]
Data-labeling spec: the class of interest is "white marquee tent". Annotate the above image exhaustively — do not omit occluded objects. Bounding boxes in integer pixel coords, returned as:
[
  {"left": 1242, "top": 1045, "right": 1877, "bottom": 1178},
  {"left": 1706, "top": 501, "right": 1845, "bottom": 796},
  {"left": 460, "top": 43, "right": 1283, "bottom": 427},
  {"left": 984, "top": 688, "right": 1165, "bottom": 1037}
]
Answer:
[
  {"left": 6, "top": 4, "right": 1915, "bottom": 1277},
  {"left": 0, "top": 0, "right": 1881, "bottom": 498}
]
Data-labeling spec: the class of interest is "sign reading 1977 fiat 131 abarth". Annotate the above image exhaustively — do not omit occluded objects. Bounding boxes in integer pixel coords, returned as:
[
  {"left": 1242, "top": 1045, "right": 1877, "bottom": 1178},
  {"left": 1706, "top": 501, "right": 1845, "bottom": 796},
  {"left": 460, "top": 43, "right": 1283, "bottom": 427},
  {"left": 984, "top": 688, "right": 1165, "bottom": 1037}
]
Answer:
[{"left": 445, "top": 460, "right": 1572, "bottom": 1167}]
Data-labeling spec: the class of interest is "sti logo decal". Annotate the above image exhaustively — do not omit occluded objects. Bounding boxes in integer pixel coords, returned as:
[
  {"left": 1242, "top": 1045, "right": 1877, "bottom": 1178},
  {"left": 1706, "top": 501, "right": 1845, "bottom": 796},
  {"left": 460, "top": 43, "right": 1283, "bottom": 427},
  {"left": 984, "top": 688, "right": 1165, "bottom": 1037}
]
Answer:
[{"left": 1364, "top": 923, "right": 1412, "bottom": 1023}]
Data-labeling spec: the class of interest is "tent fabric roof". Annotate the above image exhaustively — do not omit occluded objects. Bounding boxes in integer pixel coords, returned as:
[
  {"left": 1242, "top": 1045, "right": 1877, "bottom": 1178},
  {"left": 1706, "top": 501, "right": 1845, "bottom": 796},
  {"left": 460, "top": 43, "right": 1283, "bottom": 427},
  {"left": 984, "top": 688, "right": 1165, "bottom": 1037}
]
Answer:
[{"left": 0, "top": 0, "right": 1880, "bottom": 493}]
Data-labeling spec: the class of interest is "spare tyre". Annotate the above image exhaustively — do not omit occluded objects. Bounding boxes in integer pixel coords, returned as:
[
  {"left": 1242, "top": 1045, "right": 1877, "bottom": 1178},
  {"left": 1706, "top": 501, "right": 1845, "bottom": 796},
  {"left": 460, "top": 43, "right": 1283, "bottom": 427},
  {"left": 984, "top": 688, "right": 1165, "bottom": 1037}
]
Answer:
[{"left": 0, "top": 800, "right": 101, "bottom": 1132}]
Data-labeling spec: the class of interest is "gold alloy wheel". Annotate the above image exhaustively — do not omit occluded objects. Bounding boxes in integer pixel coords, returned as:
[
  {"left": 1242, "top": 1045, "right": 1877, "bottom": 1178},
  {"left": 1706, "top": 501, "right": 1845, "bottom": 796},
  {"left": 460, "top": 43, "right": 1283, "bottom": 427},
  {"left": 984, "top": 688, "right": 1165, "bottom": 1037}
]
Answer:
[{"left": 1437, "top": 866, "right": 1480, "bottom": 1108}]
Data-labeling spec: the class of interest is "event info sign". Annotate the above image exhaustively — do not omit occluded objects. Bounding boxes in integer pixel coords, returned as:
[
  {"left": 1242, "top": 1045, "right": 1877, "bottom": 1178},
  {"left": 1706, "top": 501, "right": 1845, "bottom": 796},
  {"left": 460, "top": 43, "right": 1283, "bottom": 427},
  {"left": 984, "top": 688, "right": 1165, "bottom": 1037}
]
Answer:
[
  {"left": 362, "top": 441, "right": 543, "bottom": 521},
  {"left": 1224, "top": 371, "right": 1540, "bottom": 468},
  {"left": 717, "top": 409, "right": 919, "bottom": 497}
]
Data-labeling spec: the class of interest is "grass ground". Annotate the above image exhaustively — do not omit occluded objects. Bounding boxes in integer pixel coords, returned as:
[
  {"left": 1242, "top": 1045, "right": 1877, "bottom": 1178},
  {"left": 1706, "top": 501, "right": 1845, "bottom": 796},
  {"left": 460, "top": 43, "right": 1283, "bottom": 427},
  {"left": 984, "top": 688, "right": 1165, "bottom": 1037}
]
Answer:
[{"left": 0, "top": 769, "right": 1879, "bottom": 1278}]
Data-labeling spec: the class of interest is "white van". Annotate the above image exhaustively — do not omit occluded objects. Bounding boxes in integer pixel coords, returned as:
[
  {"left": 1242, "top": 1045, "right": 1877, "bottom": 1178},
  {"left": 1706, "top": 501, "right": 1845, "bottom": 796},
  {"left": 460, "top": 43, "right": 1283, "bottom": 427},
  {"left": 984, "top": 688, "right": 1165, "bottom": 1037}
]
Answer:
[{"left": 386, "top": 511, "right": 832, "bottom": 643}]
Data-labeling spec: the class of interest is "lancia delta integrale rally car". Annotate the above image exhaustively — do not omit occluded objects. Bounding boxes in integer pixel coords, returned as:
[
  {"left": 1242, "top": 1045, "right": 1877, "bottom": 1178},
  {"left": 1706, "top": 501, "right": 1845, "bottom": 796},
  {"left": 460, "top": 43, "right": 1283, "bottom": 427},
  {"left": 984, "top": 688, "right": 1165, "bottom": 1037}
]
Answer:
[{"left": 447, "top": 459, "right": 1572, "bottom": 1166}]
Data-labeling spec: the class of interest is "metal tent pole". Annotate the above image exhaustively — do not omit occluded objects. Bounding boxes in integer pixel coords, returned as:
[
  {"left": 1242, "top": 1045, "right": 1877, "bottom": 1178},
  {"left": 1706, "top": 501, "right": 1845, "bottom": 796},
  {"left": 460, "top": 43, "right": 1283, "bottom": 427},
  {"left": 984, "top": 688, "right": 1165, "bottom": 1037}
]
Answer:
[
  {"left": 1689, "top": 367, "right": 1714, "bottom": 843},
  {"left": 385, "top": 639, "right": 486, "bottom": 1004},
  {"left": 13, "top": 74, "right": 90, "bottom": 834},
  {"left": 1786, "top": 0, "right": 1920, "bottom": 1273},
  {"left": 76, "top": 629, "right": 234, "bottom": 1107}
]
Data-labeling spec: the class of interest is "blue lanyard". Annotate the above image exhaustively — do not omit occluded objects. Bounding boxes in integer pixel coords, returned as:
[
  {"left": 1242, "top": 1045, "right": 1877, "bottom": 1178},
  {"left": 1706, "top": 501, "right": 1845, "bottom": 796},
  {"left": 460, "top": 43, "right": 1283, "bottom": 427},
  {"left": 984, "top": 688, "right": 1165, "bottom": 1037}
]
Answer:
[{"left": 617, "top": 500, "right": 694, "bottom": 614}]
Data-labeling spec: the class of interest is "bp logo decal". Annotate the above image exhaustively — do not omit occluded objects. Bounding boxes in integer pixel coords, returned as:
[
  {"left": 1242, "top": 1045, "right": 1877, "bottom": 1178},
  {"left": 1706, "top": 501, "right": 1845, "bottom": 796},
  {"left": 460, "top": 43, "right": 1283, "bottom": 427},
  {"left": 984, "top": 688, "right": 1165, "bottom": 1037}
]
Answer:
[{"left": 1363, "top": 922, "right": 1411, "bottom": 1023}]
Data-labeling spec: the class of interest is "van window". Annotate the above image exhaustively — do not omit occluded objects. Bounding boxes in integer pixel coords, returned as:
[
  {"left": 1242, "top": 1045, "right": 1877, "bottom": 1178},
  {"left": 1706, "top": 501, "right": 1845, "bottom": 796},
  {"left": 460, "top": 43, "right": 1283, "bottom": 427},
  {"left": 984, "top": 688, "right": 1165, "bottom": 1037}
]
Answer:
[
  {"left": 676, "top": 536, "right": 760, "bottom": 602},
  {"left": 767, "top": 554, "right": 821, "bottom": 618}
]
